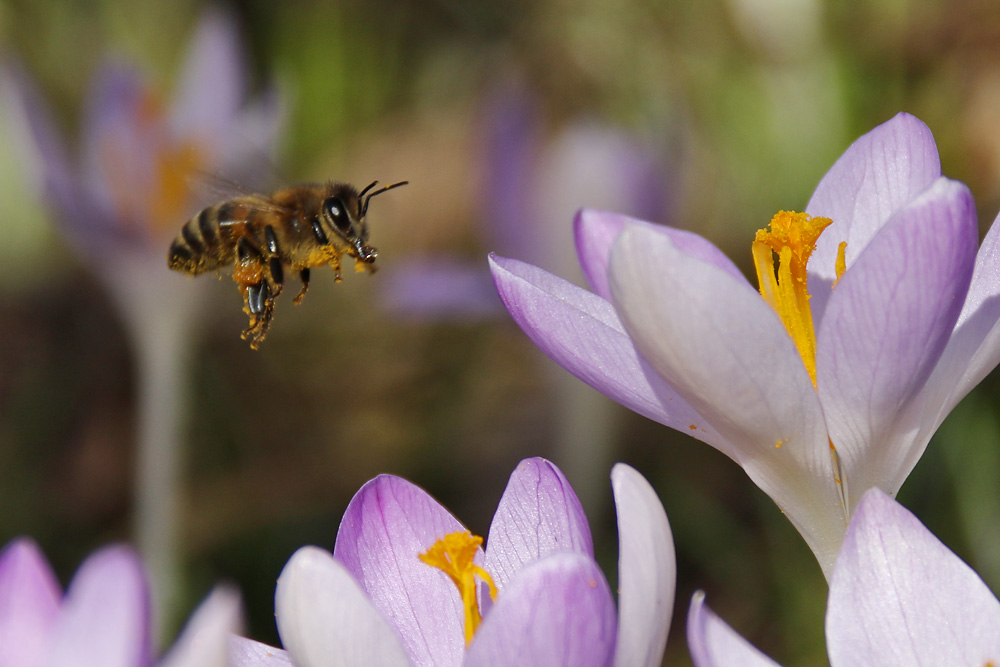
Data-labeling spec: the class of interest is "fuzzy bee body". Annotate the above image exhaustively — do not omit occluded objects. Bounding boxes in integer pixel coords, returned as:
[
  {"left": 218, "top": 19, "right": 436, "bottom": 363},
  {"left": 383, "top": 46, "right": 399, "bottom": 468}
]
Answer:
[{"left": 167, "top": 180, "right": 406, "bottom": 349}]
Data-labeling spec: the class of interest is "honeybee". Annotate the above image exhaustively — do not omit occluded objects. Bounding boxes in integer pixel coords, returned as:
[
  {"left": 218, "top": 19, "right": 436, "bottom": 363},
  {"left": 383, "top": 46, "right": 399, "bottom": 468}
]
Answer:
[{"left": 167, "top": 180, "right": 407, "bottom": 349}]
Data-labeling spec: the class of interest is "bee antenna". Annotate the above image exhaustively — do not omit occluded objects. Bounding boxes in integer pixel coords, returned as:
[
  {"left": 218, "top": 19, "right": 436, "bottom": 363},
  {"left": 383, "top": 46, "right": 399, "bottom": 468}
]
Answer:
[
  {"left": 362, "top": 180, "right": 408, "bottom": 216},
  {"left": 358, "top": 181, "right": 380, "bottom": 199}
]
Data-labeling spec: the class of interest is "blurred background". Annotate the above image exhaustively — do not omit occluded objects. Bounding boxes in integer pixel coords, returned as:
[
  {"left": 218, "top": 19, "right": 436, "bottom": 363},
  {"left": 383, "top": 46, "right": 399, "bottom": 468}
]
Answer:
[{"left": 2, "top": 0, "right": 1000, "bottom": 664}]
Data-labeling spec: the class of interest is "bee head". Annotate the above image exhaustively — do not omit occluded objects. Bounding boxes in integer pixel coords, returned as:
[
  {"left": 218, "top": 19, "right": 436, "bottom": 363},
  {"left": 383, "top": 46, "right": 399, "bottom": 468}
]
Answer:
[{"left": 321, "top": 180, "right": 407, "bottom": 266}]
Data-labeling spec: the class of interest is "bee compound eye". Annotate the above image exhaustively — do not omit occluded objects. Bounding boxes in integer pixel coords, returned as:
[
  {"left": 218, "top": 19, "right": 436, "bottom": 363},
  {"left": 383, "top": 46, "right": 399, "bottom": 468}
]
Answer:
[{"left": 323, "top": 197, "right": 352, "bottom": 235}]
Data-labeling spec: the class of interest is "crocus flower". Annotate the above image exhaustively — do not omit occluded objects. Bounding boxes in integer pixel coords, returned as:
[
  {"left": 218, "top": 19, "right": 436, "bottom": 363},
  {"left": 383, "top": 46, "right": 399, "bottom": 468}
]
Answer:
[
  {"left": 489, "top": 113, "right": 1000, "bottom": 576},
  {"left": 2, "top": 10, "right": 281, "bottom": 625},
  {"left": 230, "top": 458, "right": 675, "bottom": 667},
  {"left": 0, "top": 537, "right": 241, "bottom": 667},
  {"left": 687, "top": 488, "right": 1000, "bottom": 665}
]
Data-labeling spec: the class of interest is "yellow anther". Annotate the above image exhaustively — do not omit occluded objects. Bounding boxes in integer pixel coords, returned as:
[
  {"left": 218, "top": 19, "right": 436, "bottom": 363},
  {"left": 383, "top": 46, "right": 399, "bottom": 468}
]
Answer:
[
  {"left": 833, "top": 241, "right": 847, "bottom": 287},
  {"left": 752, "top": 211, "right": 834, "bottom": 387},
  {"left": 419, "top": 531, "right": 498, "bottom": 646}
]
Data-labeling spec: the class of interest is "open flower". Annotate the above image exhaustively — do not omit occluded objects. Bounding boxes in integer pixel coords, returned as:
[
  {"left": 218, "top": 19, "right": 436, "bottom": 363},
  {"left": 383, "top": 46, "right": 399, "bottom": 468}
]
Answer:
[
  {"left": 2, "top": 10, "right": 282, "bottom": 626},
  {"left": 230, "top": 458, "right": 675, "bottom": 667},
  {"left": 687, "top": 488, "right": 1000, "bottom": 665},
  {"left": 0, "top": 538, "right": 241, "bottom": 667},
  {"left": 489, "top": 113, "right": 1000, "bottom": 576}
]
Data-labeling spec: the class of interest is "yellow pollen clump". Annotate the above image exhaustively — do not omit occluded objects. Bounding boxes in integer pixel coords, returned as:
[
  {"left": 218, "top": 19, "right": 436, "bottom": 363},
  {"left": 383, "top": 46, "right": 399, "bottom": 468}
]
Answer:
[
  {"left": 419, "top": 531, "right": 498, "bottom": 646},
  {"left": 752, "top": 211, "right": 834, "bottom": 387}
]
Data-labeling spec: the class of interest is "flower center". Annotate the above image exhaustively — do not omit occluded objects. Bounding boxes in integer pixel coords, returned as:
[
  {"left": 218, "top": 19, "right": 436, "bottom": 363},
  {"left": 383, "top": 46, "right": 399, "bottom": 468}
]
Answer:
[
  {"left": 100, "top": 88, "right": 208, "bottom": 238},
  {"left": 751, "top": 211, "right": 845, "bottom": 386},
  {"left": 419, "top": 531, "right": 498, "bottom": 646}
]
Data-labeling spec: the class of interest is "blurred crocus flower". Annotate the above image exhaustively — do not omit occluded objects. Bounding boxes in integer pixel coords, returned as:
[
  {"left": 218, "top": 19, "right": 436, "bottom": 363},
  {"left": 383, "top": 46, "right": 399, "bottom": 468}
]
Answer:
[
  {"left": 231, "top": 458, "right": 675, "bottom": 667},
  {"left": 0, "top": 538, "right": 241, "bottom": 667},
  {"left": 2, "top": 10, "right": 281, "bottom": 629},
  {"left": 490, "top": 113, "right": 1000, "bottom": 577},
  {"left": 379, "top": 83, "right": 667, "bottom": 319},
  {"left": 688, "top": 488, "right": 1000, "bottom": 665}
]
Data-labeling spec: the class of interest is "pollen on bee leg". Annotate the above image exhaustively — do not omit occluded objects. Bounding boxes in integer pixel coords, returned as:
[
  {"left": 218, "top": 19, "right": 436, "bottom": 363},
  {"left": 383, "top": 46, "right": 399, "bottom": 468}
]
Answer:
[{"left": 419, "top": 531, "right": 498, "bottom": 646}]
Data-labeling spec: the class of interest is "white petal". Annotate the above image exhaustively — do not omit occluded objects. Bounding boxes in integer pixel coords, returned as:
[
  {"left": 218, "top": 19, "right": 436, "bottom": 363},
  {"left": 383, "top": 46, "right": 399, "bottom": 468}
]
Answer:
[
  {"left": 827, "top": 489, "right": 1000, "bottom": 666},
  {"left": 611, "top": 464, "right": 675, "bottom": 667},
  {"left": 159, "top": 586, "right": 242, "bottom": 667},
  {"left": 687, "top": 593, "right": 783, "bottom": 667},
  {"left": 609, "top": 223, "right": 845, "bottom": 574},
  {"left": 275, "top": 547, "right": 409, "bottom": 667}
]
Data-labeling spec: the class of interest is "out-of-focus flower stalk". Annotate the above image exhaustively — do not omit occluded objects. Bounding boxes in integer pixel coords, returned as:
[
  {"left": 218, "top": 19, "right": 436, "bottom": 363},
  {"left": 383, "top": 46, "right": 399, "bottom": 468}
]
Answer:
[{"left": 2, "top": 11, "right": 282, "bottom": 636}]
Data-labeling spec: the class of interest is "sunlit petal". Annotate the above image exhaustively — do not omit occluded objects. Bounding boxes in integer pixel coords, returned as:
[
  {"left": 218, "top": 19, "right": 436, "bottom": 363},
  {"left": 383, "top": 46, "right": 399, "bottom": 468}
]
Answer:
[
  {"left": 484, "top": 458, "right": 593, "bottom": 590},
  {"left": 275, "top": 547, "right": 409, "bottom": 667},
  {"left": 612, "top": 464, "right": 674, "bottom": 667},
  {"left": 334, "top": 475, "right": 468, "bottom": 666}
]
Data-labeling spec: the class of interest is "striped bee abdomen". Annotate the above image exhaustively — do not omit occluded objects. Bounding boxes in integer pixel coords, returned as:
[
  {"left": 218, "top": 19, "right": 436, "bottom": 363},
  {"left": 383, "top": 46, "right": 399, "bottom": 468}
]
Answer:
[{"left": 167, "top": 203, "right": 239, "bottom": 275}]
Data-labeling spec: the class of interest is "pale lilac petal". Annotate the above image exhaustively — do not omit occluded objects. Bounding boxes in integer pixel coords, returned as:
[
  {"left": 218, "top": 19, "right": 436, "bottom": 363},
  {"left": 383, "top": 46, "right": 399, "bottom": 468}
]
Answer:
[
  {"left": 170, "top": 10, "right": 245, "bottom": 144},
  {"left": 611, "top": 464, "right": 674, "bottom": 667},
  {"left": 0, "top": 539, "right": 61, "bottom": 667},
  {"left": 333, "top": 475, "right": 468, "bottom": 666},
  {"left": 918, "top": 206, "right": 1000, "bottom": 437},
  {"left": 159, "top": 586, "right": 242, "bottom": 667},
  {"left": 0, "top": 65, "right": 94, "bottom": 234},
  {"left": 45, "top": 546, "right": 150, "bottom": 667},
  {"left": 817, "top": 178, "right": 977, "bottom": 507},
  {"left": 574, "top": 209, "right": 745, "bottom": 301},
  {"left": 464, "top": 553, "right": 617, "bottom": 667},
  {"left": 609, "top": 223, "right": 845, "bottom": 573},
  {"left": 826, "top": 489, "right": 1000, "bottom": 666},
  {"left": 687, "top": 593, "right": 783, "bottom": 667},
  {"left": 483, "top": 458, "right": 593, "bottom": 590},
  {"left": 78, "top": 62, "right": 155, "bottom": 239},
  {"left": 217, "top": 88, "right": 286, "bottom": 187},
  {"left": 480, "top": 81, "right": 541, "bottom": 263},
  {"left": 379, "top": 257, "right": 502, "bottom": 321},
  {"left": 228, "top": 637, "right": 293, "bottom": 666},
  {"left": 807, "top": 113, "right": 941, "bottom": 288},
  {"left": 489, "top": 254, "right": 727, "bottom": 449},
  {"left": 274, "top": 547, "right": 409, "bottom": 667}
]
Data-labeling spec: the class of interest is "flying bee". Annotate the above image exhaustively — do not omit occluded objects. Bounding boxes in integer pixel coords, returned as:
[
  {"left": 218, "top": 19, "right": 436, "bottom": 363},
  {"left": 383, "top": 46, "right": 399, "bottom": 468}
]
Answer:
[{"left": 167, "top": 180, "right": 407, "bottom": 349}]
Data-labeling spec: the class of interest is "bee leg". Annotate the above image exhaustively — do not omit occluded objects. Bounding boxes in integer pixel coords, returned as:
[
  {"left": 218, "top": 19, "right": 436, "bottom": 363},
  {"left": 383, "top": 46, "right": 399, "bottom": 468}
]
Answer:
[
  {"left": 293, "top": 268, "right": 310, "bottom": 305},
  {"left": 240, "top": 280, "right": 274, "bottom": 349},
  {"left": 267, "top": 256, "right": 284, "bottom": 298}
]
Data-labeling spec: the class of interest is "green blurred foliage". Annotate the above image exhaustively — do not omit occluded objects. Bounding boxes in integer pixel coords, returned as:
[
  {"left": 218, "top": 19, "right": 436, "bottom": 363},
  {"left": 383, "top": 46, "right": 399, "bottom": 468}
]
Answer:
[{"left": 1, "top": 0, "right": 1000, "bottom": 663}]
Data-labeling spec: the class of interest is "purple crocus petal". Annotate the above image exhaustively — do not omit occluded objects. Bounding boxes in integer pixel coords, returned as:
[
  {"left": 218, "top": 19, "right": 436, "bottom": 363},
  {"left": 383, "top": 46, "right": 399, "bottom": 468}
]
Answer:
[
  {"left": 0, "top": 65, "right": 92, "bottom": 235},
  {"left": 574, "top": 209, "right": 745, "bottom": 301},
  {"left": 379, "top": 257, "right": 503, "bottom": 321},
  {"left": 159, "top": 586, "right": 242, "bottom": 667},
  {"left": 0, "top": 539, "right": 61, "bottom": 667},
  {"left": 687, "top": 593, "right": 783, "bottom": 667},
  {"left": 228, "top": 637, "right": 293, "bottom": 667},
  {"left": 917, "top": 207, "right": 1000, "bottom": 438},
  {"left": 807, "top": 113, "right": 942, "bottom": 288},
  {"left": 489, "top": 254, "right": 728, "bottom": 449},
  {"left": 464, "top": 553, "right": 617, "bottom": 667},
  {"left": 826, "top": 489, "right": 1000, "bottom": 665},
  {"left": 608, "top": 223, "right": 846, "bottom": 572},
  {"left": 817, "top": 178, "right": 977, "bottom": 507},
  {"left": 334, "top": 475, "right": 469, "bottom": 667},
  {"left": 217, "top": 88, "right": 286, "bottom": 188},
  {"left": 170, "top": 10, "right": 245, "bottom": 147},
  {"left": 611, "top": 464, "right": 674, "bottom": 667},
  {"left": 78, "top": 62, "right": 156, "bottom": 238},
  {"left": 483, "top": 458, "right": 593, "bottom": 590},
  {"left": 274, "top": 546, "right": 409, "bottom": 667},
  {"left": 480, "top": 81, "right": 541, "bottom": 264},
  {"left": 45, "top": 546, "right": 151, "bottom": 667}
]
